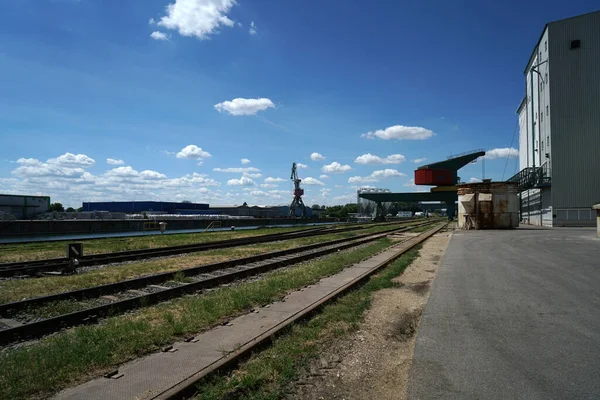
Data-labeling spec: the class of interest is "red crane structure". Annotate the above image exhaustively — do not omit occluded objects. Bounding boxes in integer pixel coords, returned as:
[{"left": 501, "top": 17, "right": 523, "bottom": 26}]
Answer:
[{"left": 289, "top": 162, "right": 306, "bottom": 217}]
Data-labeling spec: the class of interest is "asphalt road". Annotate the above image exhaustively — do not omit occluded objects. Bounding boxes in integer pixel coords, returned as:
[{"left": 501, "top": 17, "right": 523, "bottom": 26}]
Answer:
[{"left": 408, "top": 228, "right": 600, "bottom": 400}]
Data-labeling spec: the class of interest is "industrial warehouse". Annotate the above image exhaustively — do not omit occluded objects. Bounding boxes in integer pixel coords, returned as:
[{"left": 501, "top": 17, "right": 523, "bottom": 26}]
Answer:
[{"left": 1, "top": 7, "right": 600, "bottom": 400}]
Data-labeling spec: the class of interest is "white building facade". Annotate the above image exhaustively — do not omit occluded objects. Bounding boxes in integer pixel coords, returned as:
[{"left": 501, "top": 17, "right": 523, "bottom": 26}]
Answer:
[{"left": 516, "top": 10, "right": 600, "bottom": 226}]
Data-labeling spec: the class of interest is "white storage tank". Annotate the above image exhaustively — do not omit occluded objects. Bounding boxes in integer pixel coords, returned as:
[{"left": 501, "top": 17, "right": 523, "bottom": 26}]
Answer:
[{"left": 457, "top": 180, "right": 519, "bottom": 229}]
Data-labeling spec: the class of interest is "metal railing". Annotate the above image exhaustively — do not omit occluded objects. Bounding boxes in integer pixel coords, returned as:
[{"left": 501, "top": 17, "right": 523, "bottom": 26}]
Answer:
[{"left": 507, "top": 162, "right": 551, "bottom": 191}]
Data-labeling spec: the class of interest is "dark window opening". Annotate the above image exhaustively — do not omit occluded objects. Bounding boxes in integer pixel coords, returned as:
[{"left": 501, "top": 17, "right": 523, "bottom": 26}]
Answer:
[
  {"left": 570, "top": 40, "right": 580, "bottom": 49},
  {"left": 546, "top": 105, "right": 549, "bottom": 115},
  {"left": 545, "top": 41, "right": 547, "bottom": 51}
]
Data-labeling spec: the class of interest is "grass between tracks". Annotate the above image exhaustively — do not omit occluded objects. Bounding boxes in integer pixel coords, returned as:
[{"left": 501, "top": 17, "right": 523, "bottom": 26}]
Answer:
[
  {"left": 0, "top": 224, "right": 413, "bottom": 305},
  {"left": 193, "top": 246, "right": 422, "bottom": 400},
  {"left": 0, "top": 226, "right": 329, "bottom": 263},
  {"left": 0, "top": 237, "right": 398, "bottom": 400}
]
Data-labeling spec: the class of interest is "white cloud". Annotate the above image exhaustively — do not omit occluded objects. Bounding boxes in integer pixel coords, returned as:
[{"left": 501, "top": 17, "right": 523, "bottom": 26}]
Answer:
[
  {"left": 149, "top": 18, "right": 156, "bottom": 24},
  {"left": 354, "top": 153, "right": 406, "bottom": 165},
  {"left": 361, "top": 125, "right": 434, "bottom": 140},
  {"left": 150, "top": 31, "right": 169, "bottom": 40},
  {"left": 214, "top": 167, "right": 261, "bottom": 173},
  {"left": 468, "top": 177, "right": 483, "bottom": 183},
  {"left": 16, "top": 158, "right": 42, "bottom": 166},
  {"left": 296, "top": 163, "right": 308, "bottom": 169},
  {"left": 412, "top": 158, "right": 427, "bottom": 164},
  {"left": 264, "top": 177, "right": 285, "bottom": 183},
  {"left": 156, "top": 0, "right": 237, "bottom": 40},
  {"left": 483, "top": 148, "right": 518, "bottom": 160},
  {"left": 322, "top": 162, "right": 352, "bottom": 173},
  {"left": 261, "top": 183, "right": 277, "bottom": 188},
  {"left": 241, "top": 158, "right": 251, "bottom": 164},
  {"left": 302, "top": 177, "right": 325, "bottom": 186},
  {"left": 250, "top": 190, "right": 266, "bottom": 196},
  {"left": 176, "top": 145, "right": 212, "bottom": 160},
  {"left": 249, "top": 21, "right": 257, "bottom": 35},
  {"left": 6, "top": 153, "right": 225, "bottom": 207},
  {"left": 214, "top": 98, "right": 275, "bottom": 116},
  {"left": 319, "top": 174, "right": 329, "bottom": 179},
  {"left": 106, "top": 158, "right": 125, "bottom": 165},
  {"left": 404, "top": 179, "right": 416, "bottom": 187},
  {"left": 47, "top": 153, "right": 95, "bottom": 168},
  {"left": 242, "top": 171, "right": 262, "bottom": 179},
  {"left": 348, "top": 169, "right": 406, "bottom": 184},
  {"left": 227, "top": 176, "right": 255, "bottom": 186},
  {"left": 310, "top": 152, "right": 325, "bottom": 161},
  {"left": 13, "top": 153, "right": 95, "bottom": 179}
]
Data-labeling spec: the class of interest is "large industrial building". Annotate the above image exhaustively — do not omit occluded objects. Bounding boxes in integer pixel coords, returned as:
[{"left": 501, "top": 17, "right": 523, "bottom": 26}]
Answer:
[
  {"left": 0, "top": 194, "right": 50, "bottom": 219},
  {"left": 515, "top": 10, "right": 600, "bottom": 227}
]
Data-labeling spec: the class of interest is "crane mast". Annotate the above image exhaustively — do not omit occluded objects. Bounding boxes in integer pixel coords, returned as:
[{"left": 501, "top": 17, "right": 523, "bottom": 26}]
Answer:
[{"left": 289, "top": 162, "right": 306, "bottom": 217}]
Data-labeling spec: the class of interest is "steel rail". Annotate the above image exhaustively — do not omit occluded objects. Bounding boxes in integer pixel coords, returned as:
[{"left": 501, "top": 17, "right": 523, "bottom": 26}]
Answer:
[
  {"left": 158, "top": 222, "right": 448, "bottom": 400},
  {"left": 0, "top": 222, "right": 437, "bottom": 345},
  {"left": 0, "top": 222, "right": 411, "bottom": 277}
]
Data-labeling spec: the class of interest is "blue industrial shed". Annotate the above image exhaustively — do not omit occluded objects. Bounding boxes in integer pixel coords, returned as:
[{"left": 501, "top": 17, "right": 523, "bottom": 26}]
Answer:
[{"left": 82, "top": 201, "right": 211, "bottom": 214}]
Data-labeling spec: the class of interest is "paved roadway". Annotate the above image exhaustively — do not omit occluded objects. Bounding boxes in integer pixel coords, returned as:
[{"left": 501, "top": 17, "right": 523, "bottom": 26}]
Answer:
[{"left": 408, "top": 227, "right": 600, "bottom": 400}]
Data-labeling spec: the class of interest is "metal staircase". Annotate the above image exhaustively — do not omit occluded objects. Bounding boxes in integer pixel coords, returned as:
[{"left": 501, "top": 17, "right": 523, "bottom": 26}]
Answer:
[{"left": 507, "top": 162, "right": 551, "bottom": 191}]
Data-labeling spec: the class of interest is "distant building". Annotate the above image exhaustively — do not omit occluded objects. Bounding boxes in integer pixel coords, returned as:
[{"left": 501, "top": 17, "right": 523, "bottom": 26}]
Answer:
[
  {"left": 0, "top": 194, "right": 50, "bottom": 219},
  {"left": 516, "top": 10, "right": 600, "bottom": 226}
]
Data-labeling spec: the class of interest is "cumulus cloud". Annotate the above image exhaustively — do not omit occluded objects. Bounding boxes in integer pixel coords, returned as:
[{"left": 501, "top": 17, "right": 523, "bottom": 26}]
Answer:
[
  {"left": 483, "top": 148, "right": 518, "bottom": 160},
  {"left": 7, "top": 152, "right": 225, "bottom": 207},
  {"left": 227, "top": 176, "right": 255, "bottom": 186},
  {"left": 468, "top": 177, "right": 483, "bottom": 183},
  {"left": 176, "top": 145, "right": 212, "bottom": 159},
  {"left": 106, "top": 158, "right": 125, "bottom": 165},
  {"left": 361, "top": 125, "right": 434, "bottom": 140},
  {"left": 264, "top": 177, "right": 285, "bottom": 183},
  {"left": 241, "top": 158, "right": 251, "bottom": 164},
  {"left": 261, "top": 183, "right": 278, "bottom": 188},
  {"left": 214, "top": 98, "right": 275, "bottom": 116},
  {"left": 322, "top": 162, "right": 352, "bottom": 173},
  {"left": 242, "top": 171, "right": 262, "bottom": 179},
  {"left": 249, "top": 21, "right": 257, "bottom": 35},
  {"left": 214, "top": 167, "right": 261, "bottom": 173},
  {"left": 296, "top": 163, "right": 308, "bottom": 169},
  {"left": 156, "top": 0, "right": 237, "bottom": 40},
  {"left": 354, "top": 153, "right": 406, "bottom": 165},
  {"left": 412, "top": 158, "right": 427, "bottom": 164},
  {"left": 47, "top": 153, "right": 95, "bottom": 168},
  {"left": 12, "top": 153, "right": 96, "bottom": 179},
  {"left": 302, "top": 177, "right": 325, "bottom": 186},
  {"left": 403, "top": 179, "right": 416, "bottom": 187},
  {"left": 348, "top": 169, "right": 406, "bottom": 184},
  {"left": 319, "top": 174, "right": 329, "bottom": 179},
  {"left": 310, "top": 152, "right": 325, "bottom": 161},
  {"left": 150, "top": 31, "right": 169, "bottom": 40}
]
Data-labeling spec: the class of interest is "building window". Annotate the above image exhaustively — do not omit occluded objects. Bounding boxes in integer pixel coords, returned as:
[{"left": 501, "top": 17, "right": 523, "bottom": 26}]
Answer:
[
  {"left": 541, "top": 112, "right": 543, "bottom": 122},
  {"left": 545, "top": 72, "right": 548, "bottom": 83},
  {"left": 545, "top": 41, "right": 547, "bottom": 51},
  {"left": 535, "top": 112, "right": 537, "bottom": 120},
  {"left": 547, "top": 136, "right": 550, "bottom": 147},
  {"left": 570, "top": 40, "right": 581, "bottom": 49},
  {"left": 546, "top": 105, "right": 549, "bottom": 115}
]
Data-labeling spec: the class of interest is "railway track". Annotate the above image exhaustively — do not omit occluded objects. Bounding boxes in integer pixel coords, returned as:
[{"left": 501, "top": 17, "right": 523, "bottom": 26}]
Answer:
[
  {"left": 0, "top": 221, "right": 437, "bottom": 345},
  {"left": 0, "top": 222, "right": 413, "bottom": 278}
]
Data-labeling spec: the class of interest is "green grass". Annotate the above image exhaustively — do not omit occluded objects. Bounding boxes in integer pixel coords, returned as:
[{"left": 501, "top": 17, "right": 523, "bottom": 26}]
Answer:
[
  {"left": 0, "top": 223, "right": 412, "bottom": 305},
  {"left": 0, "top": 226, "right": 328, "bottom": 263},
  {"left": 0, "top": 237, "right": 400, "bottom": 400},
  {"left": 193, "top": 246, "right": 422, "bottom": 400}
]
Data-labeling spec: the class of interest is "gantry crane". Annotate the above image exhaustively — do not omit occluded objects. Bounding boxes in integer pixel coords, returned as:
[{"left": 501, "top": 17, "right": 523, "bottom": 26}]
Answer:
[{"left": 289, "top": 162, "right": 306, "bottom": 217}]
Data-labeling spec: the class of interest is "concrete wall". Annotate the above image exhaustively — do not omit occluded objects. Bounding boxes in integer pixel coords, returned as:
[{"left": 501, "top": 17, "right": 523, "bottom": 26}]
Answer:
[{"left": 0, "top": 217, "right": 332, "bottom": 238}]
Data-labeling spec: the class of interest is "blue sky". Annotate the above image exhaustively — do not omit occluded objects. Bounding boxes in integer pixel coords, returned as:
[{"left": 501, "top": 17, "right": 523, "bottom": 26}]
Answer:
[{"left": 0, "top": 0, "right": 597, "bottom": 208}]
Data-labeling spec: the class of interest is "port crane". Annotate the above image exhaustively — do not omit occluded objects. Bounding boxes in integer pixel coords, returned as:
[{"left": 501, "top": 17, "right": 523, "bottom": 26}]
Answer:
[{"left": 289, "top": 162, "right": 306, "bottom": 217}]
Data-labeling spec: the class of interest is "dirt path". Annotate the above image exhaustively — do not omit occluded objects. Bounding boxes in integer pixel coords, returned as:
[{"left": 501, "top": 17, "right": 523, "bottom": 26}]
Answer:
[{"left": 288, "top": 231, "right": 452, "bottom": 400}]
